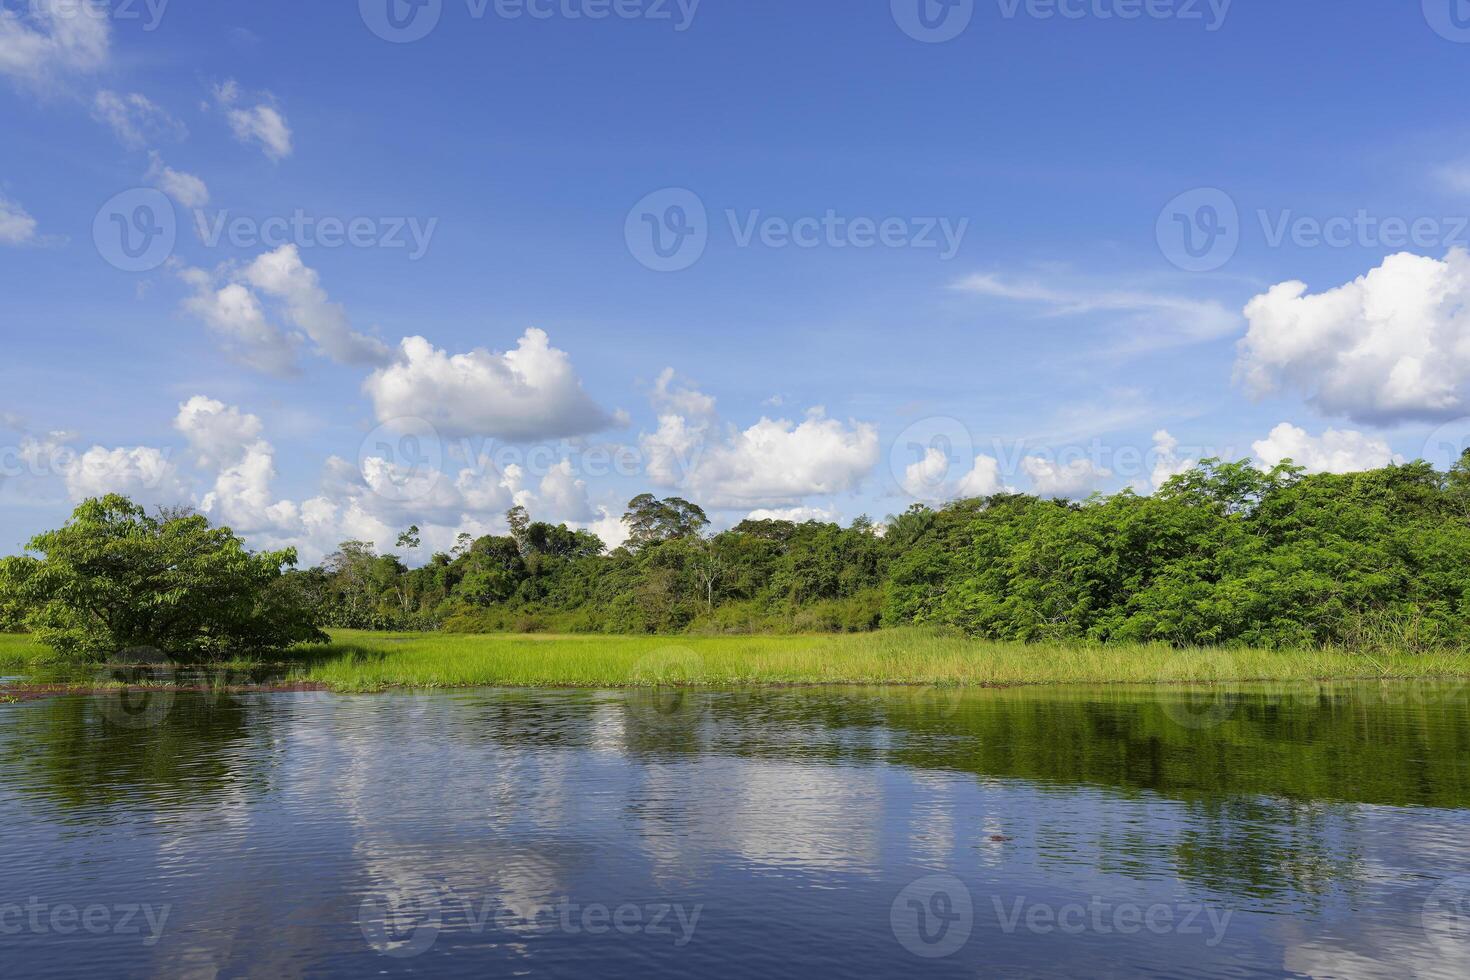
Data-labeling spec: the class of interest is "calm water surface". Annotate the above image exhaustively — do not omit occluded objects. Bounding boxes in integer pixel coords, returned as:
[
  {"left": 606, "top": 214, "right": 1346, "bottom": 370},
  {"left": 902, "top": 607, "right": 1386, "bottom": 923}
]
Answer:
[{"left": 2, "top": 682, "right": 1470, "bottom": 977}]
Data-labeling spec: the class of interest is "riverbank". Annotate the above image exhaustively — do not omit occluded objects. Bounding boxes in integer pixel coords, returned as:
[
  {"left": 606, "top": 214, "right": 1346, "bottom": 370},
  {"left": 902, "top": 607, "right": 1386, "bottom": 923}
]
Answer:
[
  {"left": 297, "top": 630, "right": 1470, "bottom": 692},
  {"left": 7, "top": 630, "right": 1470, "bottom": 695},
  {"left": 0, "top": 633, "right": 48, "bottom": 668}
]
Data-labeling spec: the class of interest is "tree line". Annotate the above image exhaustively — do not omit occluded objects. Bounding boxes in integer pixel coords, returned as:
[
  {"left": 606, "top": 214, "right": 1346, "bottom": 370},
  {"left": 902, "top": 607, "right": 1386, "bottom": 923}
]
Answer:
[{"left": 4, "top": 454, "right": 1470, "bottom": 659}]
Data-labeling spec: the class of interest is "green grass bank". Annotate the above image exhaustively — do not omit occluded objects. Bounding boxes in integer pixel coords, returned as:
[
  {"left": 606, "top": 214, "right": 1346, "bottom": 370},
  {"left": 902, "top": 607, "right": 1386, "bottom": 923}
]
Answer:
[
  {"left": 293, "top": 630, "right": 1470, "bottom": 692},
  {"left": 7, "top": 629, "right": 1470, "bottom": 693},
  {"left": 0, "top": 633, "right": 49, "bottom": 670}
]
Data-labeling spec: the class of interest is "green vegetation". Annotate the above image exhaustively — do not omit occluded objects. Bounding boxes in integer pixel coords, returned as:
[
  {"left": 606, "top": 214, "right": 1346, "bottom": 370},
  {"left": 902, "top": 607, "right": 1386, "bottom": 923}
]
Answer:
[
  {"left": 887, "top": 457, "right": 1470, "bottom": 649},
  {"left": 305, "top": 455, "right": 1470, "bottom": 651},
  {"left": 0, "top": 633, "right": 48, "bottom": 669},
  {"left": 306, "top": 493, "right": 888, "bottom": 636},
  {"left": 5, "top": 453, "right": 1470, "bottom": 664},
  {"left": 10, "top": 628, "right": 1470, "bottom": 693},
  {"left": 288, "top": 629, "right": 1470, "bottom": 692},
  {"left": 0, "top": 495, "right": 326, "bottom": 661}
]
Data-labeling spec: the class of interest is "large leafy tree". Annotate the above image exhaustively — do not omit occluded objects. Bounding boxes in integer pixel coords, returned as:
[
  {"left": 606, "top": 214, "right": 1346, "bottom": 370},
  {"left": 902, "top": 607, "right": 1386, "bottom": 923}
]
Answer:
[
  {"left": 623, "top": 494, "right": 710, "bottom": 552},
  {"left": 0, "top": 495, "right": 327, "bottom": 661}
]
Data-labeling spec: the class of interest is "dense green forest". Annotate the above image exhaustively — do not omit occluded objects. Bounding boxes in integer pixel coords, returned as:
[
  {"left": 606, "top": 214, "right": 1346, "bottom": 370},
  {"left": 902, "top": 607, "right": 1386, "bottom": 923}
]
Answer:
[
  {"left": 302, "top": 456, "right": 1470, "bottom": 649},
  {"left": 6, "top": 454, "right": 1470, "bottom": 653}
]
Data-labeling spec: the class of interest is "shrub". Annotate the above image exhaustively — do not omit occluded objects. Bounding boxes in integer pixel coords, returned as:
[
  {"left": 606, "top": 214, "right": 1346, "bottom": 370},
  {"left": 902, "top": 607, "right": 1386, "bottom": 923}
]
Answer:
[{"left": 0, "top": 496, "right": 327, "bottom": 661}]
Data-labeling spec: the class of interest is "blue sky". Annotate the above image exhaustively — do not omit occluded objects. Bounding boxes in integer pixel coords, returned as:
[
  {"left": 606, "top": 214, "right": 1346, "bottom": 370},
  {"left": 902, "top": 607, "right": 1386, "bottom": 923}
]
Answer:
[{"left": 4, "top": 0, "right": 1470, "bottom": 561}]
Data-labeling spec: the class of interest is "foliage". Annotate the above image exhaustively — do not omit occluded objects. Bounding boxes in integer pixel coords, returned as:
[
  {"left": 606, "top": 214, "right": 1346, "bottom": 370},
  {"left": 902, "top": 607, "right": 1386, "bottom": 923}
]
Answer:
[
  {"left": 623, "top": 494, "right": 709, "bottom": 551},
  {"left": 8, "top": 455, "right": 1470, "bottom": 650},
  {"left": 903, "top": 458, "right": 1470, "bottom": 649},
  {"left": 0, "top": 495, "right": 327, "bottom": 661},
  {"left": 229, "top": 458, "right": 1470, "bottom": 648},
  {"left": 300, "top": 493, "right": 890, "bottom": 636}
]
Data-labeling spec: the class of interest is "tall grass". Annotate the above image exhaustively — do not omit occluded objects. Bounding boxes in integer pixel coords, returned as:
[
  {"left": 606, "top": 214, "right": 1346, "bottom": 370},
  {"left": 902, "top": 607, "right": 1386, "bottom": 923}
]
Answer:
[
  {"left": 288, "top": 629, "right": 1470, "bottom": 692},
  {"left": 0, "top": 634, "right": 50, "bottom": 670},
  {"left": 8, "top": 628, "right": 1470, "bottom": 693}
]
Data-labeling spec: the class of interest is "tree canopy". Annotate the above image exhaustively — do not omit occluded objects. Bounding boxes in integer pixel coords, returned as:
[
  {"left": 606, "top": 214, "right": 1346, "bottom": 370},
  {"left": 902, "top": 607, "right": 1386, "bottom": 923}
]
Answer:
[
  {"left": 7, "top": 458, "right": 1470, "bottom": 652},
  {"left": 0, "top": 495, "right": 326, "bottom": 660},
  {"left": 379, "top": 464, "right": 1470, "bottom": 648}
]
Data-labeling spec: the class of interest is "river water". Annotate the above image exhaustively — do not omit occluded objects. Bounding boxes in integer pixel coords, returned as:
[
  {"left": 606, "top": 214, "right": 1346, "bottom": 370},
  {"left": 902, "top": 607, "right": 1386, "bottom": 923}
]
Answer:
[{"left": 2, "top": 682, "right": 1469, "bottom": 977}]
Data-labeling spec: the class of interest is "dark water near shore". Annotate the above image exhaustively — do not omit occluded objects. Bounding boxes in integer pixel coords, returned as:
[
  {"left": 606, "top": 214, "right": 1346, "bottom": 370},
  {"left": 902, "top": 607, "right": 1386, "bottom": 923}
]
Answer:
[{"left": 2, "top": 682, "right": 1470, "bottom": 977}]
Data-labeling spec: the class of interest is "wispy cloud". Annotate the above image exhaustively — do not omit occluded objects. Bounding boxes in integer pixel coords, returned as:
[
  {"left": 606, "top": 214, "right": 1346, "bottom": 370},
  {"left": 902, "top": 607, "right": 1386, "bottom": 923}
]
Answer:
[
  {"left": 0, "top": 192, "right": 39, "bottom": 246},
  {"left": 952, "top": 271, "right": 1241, "bottom": 352},
  {"left": 213, "top": 80, "right": 293, "bottom": 161},
  {"left": 93, "top": 90, "right": 186, "bottom": 147},
  {"left": 1025, "top": 389, "right": 1168, "bottom": 445}
]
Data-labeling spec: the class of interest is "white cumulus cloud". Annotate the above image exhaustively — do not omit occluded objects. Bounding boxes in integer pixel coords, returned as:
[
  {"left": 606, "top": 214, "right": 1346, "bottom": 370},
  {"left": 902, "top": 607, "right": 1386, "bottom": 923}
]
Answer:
[
  {"left": 176, "top": 397, "right": 612, "bottom": 561},
  {"left": 242, "top": 245, "right": 391, "bottom": 366},
  {"left": 1238, "top": 249, "right": 1470, "bottom": 424},
  {"left": 201, "top": 441, "right": 301, "bottom": 535},
  {"left": 641, "top": 396, "right": 880, "bottom": 508},
  {"left": 173, "top": 396, "right": 265, "bottom": 468},
  {"left": 1022, "top": 456, "right": 1110, "bottom": 499},
  {"left": 1147, "top": 429, "right": 1198, "bottom": 492},
  {"left": 585, "top": 507, "right": 631, "bottom": 551},
  {"left": 10, "top": 429, "right": 189, "bottom": 511},
  {"left": 179, "top": 246, "right": 390, "bottom": 373},
  {"left": 10, "top": 398, "right": 626, "bottom": 563},
  {"left": 179, "top": 268, "right": 301, "bottom": 376},
  {"left": 365, "top": 329, "right": 618, "bottom": 441},
  {"left": 1251, "top": 423, "right": 1402, "bottom": 475},
  {"left": 901, "top": 447, "right": 1010, "bottom": 501},
  {"left": 63, "top": 445, "right": 190, "bottom": 510},
  {"left": 534, "top": 458, "right": 594, "bottom": 522}
]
